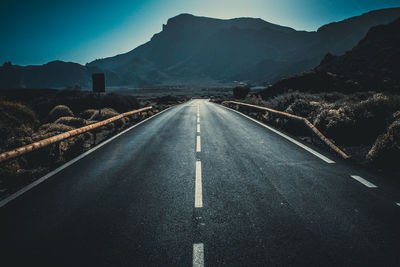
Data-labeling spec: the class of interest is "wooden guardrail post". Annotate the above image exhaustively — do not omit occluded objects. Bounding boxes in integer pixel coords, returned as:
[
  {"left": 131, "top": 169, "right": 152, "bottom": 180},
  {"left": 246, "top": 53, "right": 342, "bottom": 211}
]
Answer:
[
  {"left": 0, "top": 106, "right": 153, "bottom": 163},
  {"left": 222, "top": 101, "right": 349, "bottom": 160}
]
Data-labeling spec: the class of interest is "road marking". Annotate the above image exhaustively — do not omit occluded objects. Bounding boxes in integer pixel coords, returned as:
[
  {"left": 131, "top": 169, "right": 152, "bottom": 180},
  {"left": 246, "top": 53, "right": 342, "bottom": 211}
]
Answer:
[
  {"left": 396, "top": 203, "right": 400, "bottom": 207},
  {"left": 197, "top": 124, "right": 200, "bottom": 133},
  {"left": 221, "top": 105, "right": 335, "bottom": 164},
  {"left": 0, "top": 106, "right": 176, "bottom": 209},
  {"left": 350, "top": 175, "right": 377, "bottom": 188},
  {"left": 193, "top": 243, "right": 204, "bottom": 267},
  {"left": 197, "top": 136, "right": 201, "bottom": 152},
  {"left": 195, "top": 161, "right": 203, "bottom": 208},
  {"left": 197, "top": 117, "right": 200, "bottom": 123}
]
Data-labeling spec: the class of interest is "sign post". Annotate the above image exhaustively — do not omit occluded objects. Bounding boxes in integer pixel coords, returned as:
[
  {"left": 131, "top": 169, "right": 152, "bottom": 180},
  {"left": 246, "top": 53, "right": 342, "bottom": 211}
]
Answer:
[
  {"left": 92, "top": 73, "right": 106, "bottom": 145},
  {"left": 92, "top": 73, "right": 105, "bottom": 93},
  {"left": 92, "top": 73, "right": 105, "bottom": 116}
]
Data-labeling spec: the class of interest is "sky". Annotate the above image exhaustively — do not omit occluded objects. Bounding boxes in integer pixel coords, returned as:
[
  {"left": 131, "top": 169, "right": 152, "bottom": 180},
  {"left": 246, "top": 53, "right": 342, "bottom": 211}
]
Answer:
[{"left": 0, "top": 0, "right": 399, "bottom": 66}]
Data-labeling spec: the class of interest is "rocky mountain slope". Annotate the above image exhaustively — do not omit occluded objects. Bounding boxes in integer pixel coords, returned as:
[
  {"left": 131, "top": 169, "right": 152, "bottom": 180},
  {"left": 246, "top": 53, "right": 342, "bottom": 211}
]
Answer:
[{"left": 1, "top": 7, "right": 399, "bottom": 89}]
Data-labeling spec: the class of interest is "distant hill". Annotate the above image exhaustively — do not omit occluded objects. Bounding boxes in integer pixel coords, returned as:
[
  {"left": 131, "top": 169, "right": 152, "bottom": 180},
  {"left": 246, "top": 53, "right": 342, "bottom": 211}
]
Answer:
[
  {"left": 1, "top": 7, "right": 399, "bottom": 89},
  {"left": 0, "top": 61, "right": 126, "bottom": 89},
  {"left": 260, "top": 17, "right": 400, "bottom": 99},
  {"left": 317, "top": 17, "right": 400, "bottom": 91},
  {"left": 87, "top": 8, "right": 400, "bottom": 86}
]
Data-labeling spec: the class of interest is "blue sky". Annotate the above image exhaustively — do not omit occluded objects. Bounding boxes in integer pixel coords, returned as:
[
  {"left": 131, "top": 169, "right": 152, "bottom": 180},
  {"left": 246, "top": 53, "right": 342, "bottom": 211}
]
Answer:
[{"left": 0, "top": 0, "right": 398, "bottom": 66}]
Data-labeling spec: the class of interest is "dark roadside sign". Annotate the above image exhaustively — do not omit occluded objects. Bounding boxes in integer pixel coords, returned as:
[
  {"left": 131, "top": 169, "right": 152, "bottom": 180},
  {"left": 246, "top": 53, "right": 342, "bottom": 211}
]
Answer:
[{"left": 92, "top": 73, "right": 105, "bottom": 93}]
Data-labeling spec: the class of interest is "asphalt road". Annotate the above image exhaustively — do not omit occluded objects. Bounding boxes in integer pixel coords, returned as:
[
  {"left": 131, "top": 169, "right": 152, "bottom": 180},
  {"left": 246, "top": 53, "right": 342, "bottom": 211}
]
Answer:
[{"left": 1, "top": 99, "right": 400, "bottom": 266}]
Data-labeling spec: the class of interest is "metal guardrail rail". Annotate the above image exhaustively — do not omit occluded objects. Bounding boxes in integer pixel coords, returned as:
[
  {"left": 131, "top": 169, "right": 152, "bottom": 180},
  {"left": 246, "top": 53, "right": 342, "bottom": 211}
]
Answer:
[
  {"left": 222, "top": 101, "right": 349, "bottom": 160},
  {"left": 0, "top": 106, "right": 153, "bottom": 163}
]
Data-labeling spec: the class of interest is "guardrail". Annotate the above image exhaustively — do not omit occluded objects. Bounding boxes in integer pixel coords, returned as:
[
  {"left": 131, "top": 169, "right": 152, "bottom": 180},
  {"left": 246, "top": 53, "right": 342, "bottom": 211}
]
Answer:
[
  {"left": 0, "top": 106, "right": 153, "bottom": 163},
  {"left": 222, "top": 101, "right": 349, "bottom": 159}
]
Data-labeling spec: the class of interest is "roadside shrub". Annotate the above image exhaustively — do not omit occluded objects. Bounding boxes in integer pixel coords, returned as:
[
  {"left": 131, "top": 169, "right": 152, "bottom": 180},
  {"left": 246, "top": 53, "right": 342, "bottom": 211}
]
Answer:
[
  {"left": 285, "top": 98, "right": 321, "bottom": 120},
  {"left": 57, "top": 134, "right": 90, "bottom": 162},
  {"left": 0, "top": 100, "right": 39, "bottom": 152},
  {"left": 91, "top": 108, "right": 119, "bottom": 121},
  {"left": 80, "top": 109, "right": 98, "bottom": 120},
  {"left": 54, "top": 116, "right": 87, "bottom": 128},
  {"left": 4, "top": 126, "right": 35, "bottom": 151},
  {"left": 393, "top": 110, "right": 400, "bottom": 121},
  {"left": 367, "top": 119, "right": 400, "bottom": 168},
  {"left": 37, "top": 123, "right": 75, "bottom": 138},
  {"left": 48, "top": 105, "right": 74, "bottom": 122},
  {"left": 314, "top": 107, "right": 357, "bottom": 144},
  {"left": 0, "top": 100, "right": 38, "bottom": 129}
]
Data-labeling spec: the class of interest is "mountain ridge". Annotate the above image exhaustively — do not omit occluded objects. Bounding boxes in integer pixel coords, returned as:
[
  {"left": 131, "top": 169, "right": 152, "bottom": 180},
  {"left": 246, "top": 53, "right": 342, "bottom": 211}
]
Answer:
[
  {"left": 1, "top": 7, "right": 399, "bottom": 89},
  {"left": 259, "top": 17, "right": 400, "bottom": 99}
]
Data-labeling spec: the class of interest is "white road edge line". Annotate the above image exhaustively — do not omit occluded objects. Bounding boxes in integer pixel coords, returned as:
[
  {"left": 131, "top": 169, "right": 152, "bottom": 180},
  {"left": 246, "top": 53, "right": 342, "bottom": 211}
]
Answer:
[
  {"left": 197, "top": 124, "right": 201, "bottom": 133},
  {"left": 197, "top": 136, "right": 201, "bottom": 152},
  {"left": 350, "top": 175, "right": 377, "bottom": 188},
  {"left": 220, "top": 104, "right": 335, "bottom": 164},
  {"left": 0, "top": 106, "right": 176, "bottom": 209},
  {"left": 195, "top": 161, "right": 203, "bottom": 208},
  {"left": 193, "top": 243, "right": 204, "bottom": 267},
  {"left": 197, "top": 117, "right": 200, "bottom": 123}
]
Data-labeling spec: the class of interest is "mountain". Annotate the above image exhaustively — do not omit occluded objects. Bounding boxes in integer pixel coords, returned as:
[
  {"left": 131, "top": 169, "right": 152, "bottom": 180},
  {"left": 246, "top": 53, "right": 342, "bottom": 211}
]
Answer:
[
  {"left": 260, "top": 17, "right": 400, "bottom": 98},
  {"left": 1, "top": 7, "right": 399, "bottom": 89},
  {"left": 317, "top": 17, "right": 400, "bottom": 91},
  {"left": 0, "top": 61, "right": 126, "bottom": 89},
  {"left": 87, "top": 8, "right": 400, "bottom": 86}
]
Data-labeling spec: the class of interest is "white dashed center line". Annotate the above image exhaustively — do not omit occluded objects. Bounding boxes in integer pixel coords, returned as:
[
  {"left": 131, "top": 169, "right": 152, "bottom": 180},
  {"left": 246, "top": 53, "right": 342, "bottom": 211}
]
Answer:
[
  {"left": 194, "top": 103, "right": 205, "bottom": 266},
  {"left": 195, "top": 160, "right": 203, "bottom": 208},
  {"left": 350, "top": 175, "right": 377, "bottom": 188},
  {"left": 193, "top": 243, "right": 204, "bottom": 267},
  {"left": 197, "top": 136, "right": 201, "bottom": 152}
]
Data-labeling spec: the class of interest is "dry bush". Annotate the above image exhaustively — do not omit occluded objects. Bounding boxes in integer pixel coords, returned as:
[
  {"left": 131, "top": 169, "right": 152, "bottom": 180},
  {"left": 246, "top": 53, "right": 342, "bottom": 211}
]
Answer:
[
  {"left": 285, "top": 98, "right": 322, "bottom": 121},
  {"left": 57, "top": 133, "right": 91, "bottom": 162},
  {"left": 48, "top": 105, "right": 74, "bottom": 122},
  {"left": 0, "top": 158, "right": 48, "bottom": 192},
  {"left": 393, "top": 111, "right": 400, "bottom": 121},
  {"left": 264, "top": 92, "right": 400, "bottom": 145},
  {"left": 35, "top": 123, "right": 75, "bottom": 140},
  {"left": 264, "top": 92, "right": 304, "bottom": 111},
  {"left": 0, "top": 100, "right": 39, "bottom": 152},
  {"left": 80, "top": 109, "right": 98, "bottom": 120},
  {"left": 367, "top": 119, "right": 400, "bottom": 168},
  {"left": 54, "top": 116, "right": 87, "bottom": 128},
  {"left": 314, "top": 106, "right": 359, "bottom": 144},
  {"left": 0, "top": 100, "right": 38, "bottom": 128},
  {"left": 91, "top": 108, "right": 119, "bottom": 121},
  {"left": 38, "top": 123, "right": 75, "bottom": 134}
]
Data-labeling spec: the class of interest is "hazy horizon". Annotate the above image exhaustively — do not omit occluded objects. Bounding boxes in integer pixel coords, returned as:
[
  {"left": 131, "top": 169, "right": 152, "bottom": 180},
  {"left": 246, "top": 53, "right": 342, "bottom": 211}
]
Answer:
[{"left": 1, "top": 0, "right": 399, "bottom": 66}]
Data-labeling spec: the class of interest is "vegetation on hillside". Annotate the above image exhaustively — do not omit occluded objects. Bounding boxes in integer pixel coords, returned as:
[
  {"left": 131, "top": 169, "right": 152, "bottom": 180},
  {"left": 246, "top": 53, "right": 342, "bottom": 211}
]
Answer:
[
  {"left": 243, "top": 91, "right": 400, "bottom": 169},
  {"left": 0, "top": 89, "right": 186, "bottom": 198}
]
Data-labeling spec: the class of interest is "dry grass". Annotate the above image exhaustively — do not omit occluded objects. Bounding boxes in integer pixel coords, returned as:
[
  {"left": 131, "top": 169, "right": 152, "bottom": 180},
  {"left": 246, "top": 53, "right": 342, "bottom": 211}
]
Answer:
[
  {"left": 80, "top": 109, "right": 99, "bottom": 120},
  {"left": 245, "top": 91, "right": 400, "bottom": 168},
  {"left": 54, "top": 116, "right": 87, "bottom": 128},
  {"left": 367, "top": 118, "right": 400, "bottom": 168},
  {"left": 0, "top": 93, "right": 185, "bottom": 197},
  {"left": 91, "top": 108, "right": 119, "bottom": 120},
  {"left": 47, "top": 105, "right": 74, "bottom": 122},
  {"left": 0, "top": 100, "right": 39, "bottom": 152}
]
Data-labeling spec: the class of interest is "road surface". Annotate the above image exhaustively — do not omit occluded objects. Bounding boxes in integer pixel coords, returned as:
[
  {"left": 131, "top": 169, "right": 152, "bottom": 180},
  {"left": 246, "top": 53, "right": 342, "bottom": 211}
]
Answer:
[{"left": 1, "top": 99, "right": 400, "bottom": 266}]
